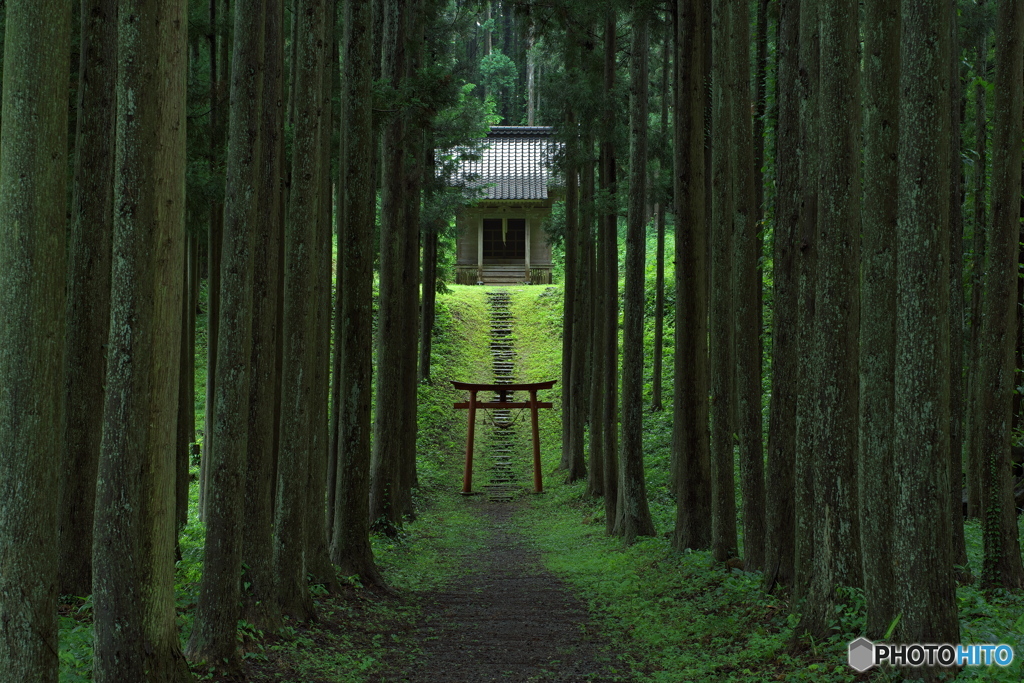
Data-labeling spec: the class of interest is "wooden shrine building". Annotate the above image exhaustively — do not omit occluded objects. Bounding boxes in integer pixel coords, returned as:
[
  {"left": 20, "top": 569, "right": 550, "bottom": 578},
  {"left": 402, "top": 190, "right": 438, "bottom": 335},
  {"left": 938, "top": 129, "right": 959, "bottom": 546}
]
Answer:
[{"left": 454, "top": 126, "right": 559, "bottom": 285}]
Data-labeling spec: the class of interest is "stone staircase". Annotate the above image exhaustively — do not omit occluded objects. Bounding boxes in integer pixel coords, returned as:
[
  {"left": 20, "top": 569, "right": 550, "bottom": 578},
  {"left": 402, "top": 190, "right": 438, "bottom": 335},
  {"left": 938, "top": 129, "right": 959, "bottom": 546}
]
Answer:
[{"left": 482, "top": 290, "right": 519, "bottom": 502}]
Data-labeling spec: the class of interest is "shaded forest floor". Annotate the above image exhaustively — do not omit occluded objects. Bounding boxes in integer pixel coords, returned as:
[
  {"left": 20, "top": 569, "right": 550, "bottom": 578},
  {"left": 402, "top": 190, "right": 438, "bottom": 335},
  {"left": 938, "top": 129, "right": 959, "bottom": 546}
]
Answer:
[
  {"left": 56, "top": 283, "right": 1024, "bottom": 682},
  {"left": 379, "top": 501, "right": 630, "bottom": 682}
]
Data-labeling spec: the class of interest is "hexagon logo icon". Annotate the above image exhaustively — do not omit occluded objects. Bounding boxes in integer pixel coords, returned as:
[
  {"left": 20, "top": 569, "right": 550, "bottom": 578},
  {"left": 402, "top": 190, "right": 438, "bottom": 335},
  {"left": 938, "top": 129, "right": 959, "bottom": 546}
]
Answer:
[{"left": 848, "top": 637, "right": 875, "bottom": 672}]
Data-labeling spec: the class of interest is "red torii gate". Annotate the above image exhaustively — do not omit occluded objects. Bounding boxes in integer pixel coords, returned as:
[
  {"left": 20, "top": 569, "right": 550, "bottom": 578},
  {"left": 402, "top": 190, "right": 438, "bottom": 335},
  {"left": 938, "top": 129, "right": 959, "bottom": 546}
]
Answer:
[{"left": 452, "top": 380, "right": 555, "bottom": 495}]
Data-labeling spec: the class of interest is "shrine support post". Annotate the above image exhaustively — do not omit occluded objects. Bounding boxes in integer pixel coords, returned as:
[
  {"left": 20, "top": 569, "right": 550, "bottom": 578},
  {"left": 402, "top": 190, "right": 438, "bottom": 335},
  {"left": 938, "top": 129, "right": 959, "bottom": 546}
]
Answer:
[
  {"left": 462, "top": 389, "right": 478, "bottom": 494},
  {"left": 529, "top": 388, "right": 542, "bottom": 493}
]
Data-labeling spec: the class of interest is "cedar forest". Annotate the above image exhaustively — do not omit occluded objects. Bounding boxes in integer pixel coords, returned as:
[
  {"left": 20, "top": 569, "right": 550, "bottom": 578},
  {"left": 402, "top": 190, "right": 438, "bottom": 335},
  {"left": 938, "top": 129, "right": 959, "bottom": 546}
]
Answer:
[{"left": 0, "top": 0, "right": 1023, "bottom": 681}]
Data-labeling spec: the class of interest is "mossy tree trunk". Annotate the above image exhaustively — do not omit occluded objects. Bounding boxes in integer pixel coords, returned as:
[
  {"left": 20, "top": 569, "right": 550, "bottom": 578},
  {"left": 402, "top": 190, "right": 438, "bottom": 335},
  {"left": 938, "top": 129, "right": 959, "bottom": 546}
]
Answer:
[
  {"left": 709, "top": 0, "right": 737, "bottom": 563},
  {"left": 859, "top": 0, "right": 899, "bottom": 640},
  {"left": 802, "top": 0, "right": 862, "bottom": 640},
  {"left": 894, "top": 4, "right": 961, "bottom": 677},
  {"left": 672, "top": 0, "right": 712, "bottom": 553},
  {"left": 243, "top": 0, "right": 284, "bottom": 631},
  {"left": 186, "top": 0, "right": 265, "bottom": 669},
  {"left": 730, "top": 0, "right": 764, "bottom": 572},
  {"left": 978, "top": 0, "right": 1024, "bottom": 591},
  {"left": 615, "top": 3, "right": 656, "bottom": 544},
  {"left": 59, "top": 0, "right": 116, "bottom": 598},
  {"left": 792, "top": 0, "right": 818, "bottom": 604},
  {"left": 0, "top": 0, "right": 71, "bottom": 679},
  {"left": 93, "top": 1, "right": 192, "bottom": 679},
  {"left": 274, "top": 0, "right": 326, "bottom": 621},
  {"left": 333, "top": 0, "right": 385, "bottom": 586}
]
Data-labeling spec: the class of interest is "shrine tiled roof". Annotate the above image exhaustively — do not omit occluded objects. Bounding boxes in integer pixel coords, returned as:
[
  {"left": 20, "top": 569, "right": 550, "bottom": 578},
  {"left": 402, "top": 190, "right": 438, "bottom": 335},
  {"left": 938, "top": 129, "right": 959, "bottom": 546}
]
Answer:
[{"left": 456, "top": 126, "right": 558, "bottom": 201}]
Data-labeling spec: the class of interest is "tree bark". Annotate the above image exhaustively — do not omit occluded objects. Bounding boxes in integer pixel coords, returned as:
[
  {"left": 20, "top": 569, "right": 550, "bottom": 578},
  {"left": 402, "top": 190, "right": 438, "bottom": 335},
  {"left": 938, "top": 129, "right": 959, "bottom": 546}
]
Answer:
[
  {"left": 978, "top": 0, "right": 1024, "bottom": 591},
  {"left": 615, "top": 4, "right": 656, "bottom": 544},
  {"left": 305, "top": 0, "right": 340, "bottom": 590},
  {"left": 568, "top": 98, "right": 590, "bottom": 485},
  {"left": 709, "top": 0, "right": 737, "bottom": 563},
  {"left": 651, "top": 26, "right": 670, "bottom": 413},
  {"left": 764, "top": 0, "right": 798, "bottom": 591},
  {"left": 672, "top": 0, "right": 712, "bottom": 553},
  {"left": 600, "top": 8, "right": 619, "bottom": 535},
  {"left": 242, "top": 0, "right": 284, "bottom": 631},
  {"left": 333, "top": 0, "right": 384, "bottom": 586},
  {"left": 894, "top": 3, "right": 961, "bottom": 676},
  {"left": 186, "top": 0, "right": 265, "bottom": 668},
  {"left": 274, "top": 0, "right": 326, "bottom": 621},
  {"left": 93, "top": 1, "right": 192, "bottom": 679},
  {"left": 59, "top": 0, "right": 116, "bottom": 598},
  {"left": 561, "top": 25, "right": 581, "bottom": 478},
  {"left": 0, "top": 1, "right": 70, "bottom": 678},
  {"left": 966, "top": 12, "right": 990, "bottom": 519},
  {"left": 792, "top": 0, "right": 818, "bottom": 605},
  {"left": 370, "top": 0, "right": 409, "bottom": 534},
  {"left": 201, "top": 0, "right": 228, "bottom": 521},
  {"left": 730, "top": 0, "right": 764, "bottom": 572},
  {"left": 859, "top": 0, "right": 899, "bottom": 639},
  {"left": 948, "top": 0, "right": 970, "bottom": 581},
  {"left": 802, "top": 0, "right": 862, "bottom": 639}
]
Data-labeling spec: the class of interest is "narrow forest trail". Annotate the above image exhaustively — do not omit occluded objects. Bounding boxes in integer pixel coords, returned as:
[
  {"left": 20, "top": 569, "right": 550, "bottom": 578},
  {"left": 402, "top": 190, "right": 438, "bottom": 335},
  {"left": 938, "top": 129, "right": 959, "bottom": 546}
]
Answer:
[
  {"left": 377, "top": 286, "right": 630, "bottom": 681},
  {"left": 382, "top": 501, "right": 630, "bottom": 683}
]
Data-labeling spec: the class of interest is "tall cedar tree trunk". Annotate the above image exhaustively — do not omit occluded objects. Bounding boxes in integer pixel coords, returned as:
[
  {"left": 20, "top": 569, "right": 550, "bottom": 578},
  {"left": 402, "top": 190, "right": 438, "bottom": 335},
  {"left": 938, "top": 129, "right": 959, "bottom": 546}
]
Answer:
[
  {"left": 0, "top": 1, "right": 70, "bottom": 678},
  {"left": 586, "top": 128, "right": 605, "bottom": 497},
  {"left": 672, "top": 0, "right": 712, "bottom": 552},
  {"left": 792, "top": 0, "right": 818, "bottom": 603},
  {"left": 187, "top": 0, "right": 265, "bottom": 668},
  {"left": 332, "top": 0, "right": 385, "bottom": 586},
  {"left": 420, "top": 146, "right": 439, "bottom": 383},
  {"left": 585, "top": 127, "right": 598, "bottom": 493},
  {"left": 802, "top": 0, "right": 862, "bottom": 639},
  {"left": 651, "top": 25, "right": 669, "bottom": 413},
  {"left": 305, "top": 0, "right": 340, "bottom": 590},
  {"left": 966, "top": 12, "right": 989, "bottom": 519},
  {"left": 730, "top": 0, "right": 765, "bottom": 571},
  {"left": 275, "top": 0, "right": 326, "bottom": 621},
  {"left": 894, "top": 4, "right": 961, "bottom": 676},
  {"left": 568, "top": 40, "right": 590, "bottom": 484},
  {"left": 978, "top": 0, "right": 1024, "bottom": 591},
  {"left": 328, "top": 12, "right": 344, "bottom": 530},
  {"left": 709, "top": 0, "right": 738, "bottom": 562},
  {"left": 371, "top": 0, "right": 409, "bottom": 534},
  {"left": 93, "top": 1, "right": 192, "bottom": 679},
  {"left": 201, "top": 0, "right": 228, "bottom": 519},
  {"left": 400, "top": 0, "right": 424, "bottom": 515},
  {"left": 859, "top": 0, "right": 899, "bottom": 639},
  {"left": 242, "top": 0, "right": 284, "bottom": 631},
  {"left": 561, "top": 27, "right": 581, "bottom": 478},
  {"left": 176, "top": 232, "right": 195, "bottom": 551},
  {"left": 948, "top": 0, "right": 970, "bottom": 580},
  {"left": 615, "top": 5, "right": 656, "bottom": 543},
  {"left": 763, "top": 0, "right": 798, "bottom": 590},
  {"left": 59, "top": 0, "right": 116, "bottom": 597},
  {"left": 600, "top": 9, "right": 619, "bottom": 535}
]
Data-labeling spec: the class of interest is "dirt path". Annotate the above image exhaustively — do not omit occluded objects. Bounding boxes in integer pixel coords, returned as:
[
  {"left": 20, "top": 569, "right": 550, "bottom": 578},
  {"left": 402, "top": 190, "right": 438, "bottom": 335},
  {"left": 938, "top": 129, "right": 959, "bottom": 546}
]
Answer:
[{"left": 383, "top": 502, "right": 631, "bottom": 682}]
